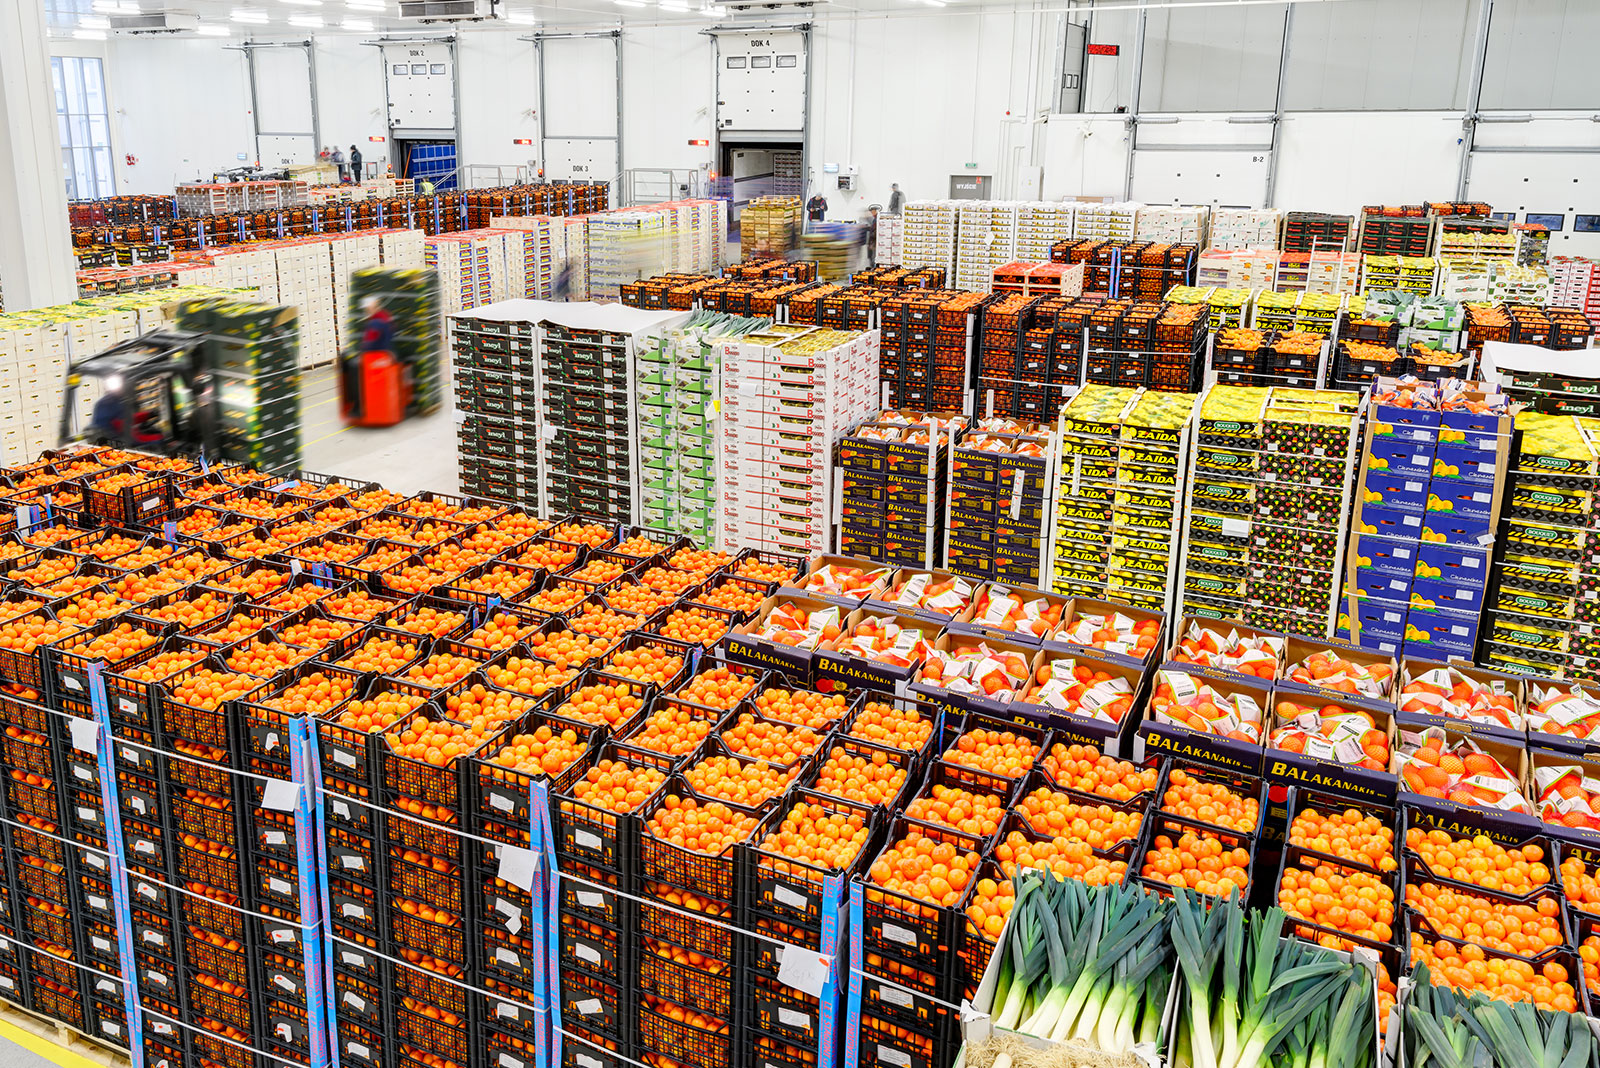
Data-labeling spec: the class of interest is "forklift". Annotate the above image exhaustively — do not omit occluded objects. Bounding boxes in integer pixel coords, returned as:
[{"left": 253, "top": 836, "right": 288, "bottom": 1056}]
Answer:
[{"left": 59, "top": 331, "right": 222, "bottom": 456}]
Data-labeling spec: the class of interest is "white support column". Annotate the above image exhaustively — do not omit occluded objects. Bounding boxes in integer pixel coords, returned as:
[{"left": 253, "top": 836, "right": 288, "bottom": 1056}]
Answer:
[{"left": 0, "top": 0, "right": 78, "bottom": 311}]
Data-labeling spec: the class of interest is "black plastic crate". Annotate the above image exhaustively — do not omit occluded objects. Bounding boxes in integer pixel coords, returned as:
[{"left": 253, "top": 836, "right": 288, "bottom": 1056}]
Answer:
[
  {"left": 554, "top": 740, "right": 677, "bottom": 884},
  {"left": 638, "top": 993, "right": 737, "bottom": 1068},
  {"left": 388, "top": 898, "right": 467, "bottom": 968},
  {"left": 638, "top": 932, "right": 734, "bottom": 1018},
  {"left": 396, "top": 998, "right": 471, "bottom": 1065},
  {"left": 472, "top": 706, "right": 601, "bottom": 836}
]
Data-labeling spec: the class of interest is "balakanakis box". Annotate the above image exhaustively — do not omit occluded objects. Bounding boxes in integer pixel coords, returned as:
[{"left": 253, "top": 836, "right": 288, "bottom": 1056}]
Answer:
[
  {"left": 1393, "top": 656, "right": 1527, "bottom": 748},
  {"left": 1004, "top": 644, "right": 1149, "bottom": 757},
  {"left": 1262, "top": 687, "right": 1399, "bottom": 807},
  {"left": 724, "top": 592, "right": 848, "bottom": 679},
  {"left": 812, "top": 608, "right": 938, "bottom": 694},
  {"left": 1137, "top": 664, "right": 1270, "bottom": 776}
]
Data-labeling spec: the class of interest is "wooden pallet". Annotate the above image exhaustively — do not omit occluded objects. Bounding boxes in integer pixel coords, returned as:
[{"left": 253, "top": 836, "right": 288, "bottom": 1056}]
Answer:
[{"left": 0, "top": 998, "right": 131, "bottom": 1068}]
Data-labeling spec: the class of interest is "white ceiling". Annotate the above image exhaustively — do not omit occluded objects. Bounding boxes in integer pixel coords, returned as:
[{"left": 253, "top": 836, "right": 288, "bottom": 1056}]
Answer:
[{"left": 42, "top": 0, "right": 1044, "bottom": 37}]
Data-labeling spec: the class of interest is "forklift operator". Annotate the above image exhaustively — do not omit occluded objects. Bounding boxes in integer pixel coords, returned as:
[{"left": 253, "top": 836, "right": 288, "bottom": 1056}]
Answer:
[
  {"left": 343, "top": 297, "right": 396, "bottom": 420},
  {"left": 91, "top": 383, "right": 162, "bottom": 445}
]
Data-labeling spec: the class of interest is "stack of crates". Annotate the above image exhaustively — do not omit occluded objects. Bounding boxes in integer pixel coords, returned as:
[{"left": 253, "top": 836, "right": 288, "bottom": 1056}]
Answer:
[
  {"left": 880, "top": 290, "right": 981, "bottom": 413},
  {"left": 176, "top": 296, "right": 303, "bottom": 474},
  {"left": 976, "top": 293, "right": 1043, "bottom": 418},
  {"left": 539, "top": 323, "right": 639, "bottom": 524},
  {"left": 1280, "top": 211, "right": 1353, "bottom": 254},
  {"left": 947, "top": 424, "right": 1053, "bottom": 587},
  {"left": 349, "top": 267, "right": 444, "bottom": 417},
  {"left": 454, "top": 316, "right": 541, "bottom": 510},
  {"left": 1358, "top": 206, "right": 1431, "bottom": 256},
  {"left": 638, "top": 318, "right": 731, "bottom": 548}
]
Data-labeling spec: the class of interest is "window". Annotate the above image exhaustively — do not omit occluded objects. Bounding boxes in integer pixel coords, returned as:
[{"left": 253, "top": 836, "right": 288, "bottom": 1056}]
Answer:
[
  {"left": 51, "top": 56, "right": 114, "bottom": 200},
  {"left": 1139, "top": 1, "right": 1288, "bottom": 113}
]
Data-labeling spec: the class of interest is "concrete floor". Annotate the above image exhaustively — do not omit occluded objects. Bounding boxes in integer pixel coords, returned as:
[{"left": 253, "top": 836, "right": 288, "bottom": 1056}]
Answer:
[{"left": 298, "top": 363, "right": 459, "bottom": 494}]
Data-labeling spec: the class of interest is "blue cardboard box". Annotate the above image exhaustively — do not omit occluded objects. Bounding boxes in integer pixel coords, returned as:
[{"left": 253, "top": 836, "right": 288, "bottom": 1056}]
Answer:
[
  {"left": 1414, "top": 543, "right": 1491, "bottom": 589},
  {"left": 1356, "top": 502, "right": 1426, "bottom": 541},
  {"left": 1431, "top": 443, "right": 1500, "bottom": 485},
  {"left": 1420, "top": 511, "right": 1495, "bottom": 548},
  {"left": 1435, "top": 424, "right": 1499, "bottom": 453},
  {"left": 1355, "top": 566, "right": 1413, "bottom": 601},
  {"left": 1426, "top": 481, "right": 1498, "bottom": 521},
  {"left": 1404, "top": 603, "right": 1480, "bottom": 659},
  {"left": 1410, "top": 574, "right": 1487, "bottom": 615},
  {"left": 1367, "top": 437, "right": 1435, "bottom": 477},
  {"left": 1362, "top": 469, "right": 1430, "bottom": 513},
  {"left": 1352, "top": 533, "right": 1420, "bottom": 578}
]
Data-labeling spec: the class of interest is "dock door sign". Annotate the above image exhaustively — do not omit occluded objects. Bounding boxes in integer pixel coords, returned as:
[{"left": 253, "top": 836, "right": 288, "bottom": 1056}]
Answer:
[{"left": 949, "top": 174, "right": 993, "bottom": 201}]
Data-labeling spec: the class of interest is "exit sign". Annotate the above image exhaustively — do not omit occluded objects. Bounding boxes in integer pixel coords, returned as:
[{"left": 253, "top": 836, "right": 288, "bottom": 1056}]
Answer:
[
  {"left": 1087, "top": 43, "right": 1120, "bottom": 56},
  {"left": 368, "top": 136, "right": 386, "bottom": 142},
  {"left": 513, "top": 138, "right": 533, "bottom": 145},
  {"left": 688, "top": 139, "right": 709, "bottom": 146}
]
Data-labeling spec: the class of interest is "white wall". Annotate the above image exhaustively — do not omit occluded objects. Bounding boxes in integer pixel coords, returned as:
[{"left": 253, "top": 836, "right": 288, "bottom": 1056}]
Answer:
[{"left": 73, "top": 3, "right": 1600, "bottom": 256}]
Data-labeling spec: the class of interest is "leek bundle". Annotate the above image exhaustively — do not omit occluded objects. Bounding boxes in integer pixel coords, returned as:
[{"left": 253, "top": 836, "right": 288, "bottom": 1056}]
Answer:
[
  {"left": 1404, "top": 966, "right": 1594, "bottom": 1068},
  {"left": 989, "top": 872, "right": 1172, "bottom": 1055},
  {"left": 1170, "top": 890, "right": 1374, "bottom": 1068}
]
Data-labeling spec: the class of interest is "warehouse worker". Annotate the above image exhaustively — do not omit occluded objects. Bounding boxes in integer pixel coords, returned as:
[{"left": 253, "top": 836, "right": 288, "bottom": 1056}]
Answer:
[
  {"left": 888, "top": 183, "right": 904, "bottom": 215},
  {"left": 331, "top": 145, "right": 346, "bottom": 182},
  {"left": 864, "top": 205, "right": 881, "bottom": 267},
  {"left": 806, "top": 192, "right": 827, "bottom": 231},
  {"left": 349, "top": 144, "right": 364, "bottom": 185}
]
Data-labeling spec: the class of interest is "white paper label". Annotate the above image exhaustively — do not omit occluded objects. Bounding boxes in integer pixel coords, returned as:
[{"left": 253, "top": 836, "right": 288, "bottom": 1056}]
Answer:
[
  {"left": 773, "top": 884, "right": 808, "bottom": 910},
  {"left": 575, "top": 891, "right": 604, "bottom": 909},
  {"left": 344, "top": 993, "right": 367, "bottom": 1012},
  {"left": 92, "top": 936, "right": 111, "bottom": 952},
  {"left": 575, "top": 998, "right": 602, "bottom": 1016},
  {"left": 341, "top": 903, "right": 368, "bottom": 919},
  {"left": 878, "top": 1046, "right": 912, "bottom": 1068},
  {"left": 348, "top": 1043, "right": 370, "bottom": 1060},
  {"left": 261, "top": 778, "right": 301, "bottom": 812},
  {"left": 271, "top": 928, "right": 293, "bottom": 944},
  {"left": 490, "top": 791, "right": 515, "bottom": 812},
  {"left": 333, "top": 749, "right": 358, "bottom": 768},
  {"left": 341, "top": 855, "right": 366, "bottom": 872},
  {"left": 270, "top": 877, "right": 292, "bottom": 894},
  {"left": 573, "top": 941, "right": 601, "bottom": 963},
  {"left": 496, "top": 1002, "right": 518, "bottom": 1019},
  {"left": 264, "top": 831, "right": 287, "bottom": 846},
  {"left": 496, "top": 948, "right": 522, "bottom": 967},
  {"left": 69, "top": 717, "right": 99, "bottom": 753},
  {"left": 275, "top": 974, "right": 296, "bottom": 992},
  {"left": 879, "top": 985, "right": 913, "bottom": 1007},
  {"left": 779, "top": 1008, "right": 812, "bottom": 1031},
  {"left": 881, "top": 923, "right": 916, "bottom": 945},
  {"left": 573, "top": 829, "right": 603, "bottom": 851}
]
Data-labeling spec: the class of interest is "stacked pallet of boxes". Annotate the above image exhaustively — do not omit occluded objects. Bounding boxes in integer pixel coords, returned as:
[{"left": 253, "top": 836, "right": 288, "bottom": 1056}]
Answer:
[
  {"left": 954, "top": 203, "right": 1019, "bottom": 292},
  {"left": 588, "top": 209, "right": 670, "bottom": 303},
  {"left": 1550, "top": 257, "right": 1600, "bottom": 320},
  {"left": 561, "top": 217, "right": 591, "bottom": 301},
  {"left": 1180, "top": 386, "right": 1362, "bottom": 640},
  {"left": 1210, "top": 208, "right": 1281, "bottom": 251},
  {"left": 273, "top": 238, "right": 338, "bottom": 365},
  {"left": 901, "top": 202, "right": 958, "bottom": 279},
  {"left": 425, "top": 231, "right": 497, "bottom": 314},
  {"left": 1344, "top": 379, "right": 1509, "bottom": 660},
  {"left": 1051, "top": 387, "right": 1197, "bottom": 612},
  {"left": 1358, "top": 206, "right": 1432, "bottom": 256},
  {"left": 348, "top": 267, "right": 443, "bottom": 417},
  {"left": 878, "top": 289, "right": 984, "bottom": 412},
  {"left": 1135, "top": 206, "right": 1208, "bottom": 245},
  {"left": 717, "top": 325, "right": 878, "bottom": 556},
  {"left": 453, "top": 311, "right": 540, "bottom": 509},
  {"left": 330, "top": 232, "right": 384, "bottom": 352},
  {"left": 947, "top": 418, "right": 1055, "bottom": 587},
  {"left": 874, "top": 213, "right": 903, "bottom": 266},
  {"left": 176, "top": 294, "right": 303, "bottom": 471},
  {"left": 491, "top": 216, "right": 566, "bottom": 300},
  {"left": 638, "top": 312, "right": 769, "bottom": 547},
  {"left": 1361, "top": 256, "right": 1437, "bottom": 297},
  {"left": 1480, "top": 411, "right": 1600, "bottom": 680},
  {"left": 837, "top": 410, "right": 962, "bottom": 567},
  {"left": 538, "top": 318, "right": 642, "bottom": 524},
  {"left": 1281, "top": 211, "right": 1353, "bottom": 254},
  {"left": 740, "top": 197, "right": 802, "bottom": 258},
  {"left": 1072, "top": 202, "right": 1139, "bottom": 243}
]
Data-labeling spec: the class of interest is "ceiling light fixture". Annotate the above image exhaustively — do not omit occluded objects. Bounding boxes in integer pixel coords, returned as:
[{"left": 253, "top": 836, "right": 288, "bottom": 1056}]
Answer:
[
  {"left": 232, "top": 8, "right": 271, "bottom": 21},
  {"left": 505, "top": 9, "right": 536, "bottom": 22},
  {"left": 287, "top": 12, "right": 324, "bottom": 24},
  {"left": 342, "top": 16, "right": 374, "bottom": 28},
  {"left": 196, "top": 23, "right": 231, "bottom": 34}
]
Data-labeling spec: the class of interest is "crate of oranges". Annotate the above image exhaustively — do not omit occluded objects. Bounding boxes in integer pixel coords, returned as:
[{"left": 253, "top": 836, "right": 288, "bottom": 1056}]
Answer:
[
  {"left": 844, "top": 693, "right": 939, "bottom": 757},
  {"left": 442, "top": 560, "right": 546, "bottom": 606},
  {"left": 46, "top": 618, "right": 165, "bottom": 703},
  {"left": 240, "top": 661, "right": 365, "bottom": 769},
  {"left": 0, "top": 609, "right": 80, "bottom": 690},
  {"left": 651, "top": 603, "right": 739, "bottom": 650},
  {"left": 458, "top": 604, "right": 548, "bottom": 654},
  {"left": 689, "top": 574, "right": 774, "bottom": 622},
  {"left": 385, "top": 595, "right": 472, "bottom": 642},
  {"left": 861, "top": 817, "right": 988, "bottom": 984},
  {"left": 932, "top": 712, "right": 1049, "bottom": 791},
  {"left": 743, "top": 790, "right": 879, "bottom": 938},
  {"left": 313, "top": 681, "right": 433, "bottom": 788},
  {"left": 554, "top": 741, "right": 676, "bottom": 883},
  {"left": 1137, "top": 761, "right": 1267, "bottom": 901},
  {"left": 611, "top": 527, "right": 679, "bottom": 563},
  {"left": 128, "top": 587, "right": 240, "bottom": 637},
  {"left": 682, "top": 736, "right": 805, "bottom": 810},
  {"left": 472, "top": 709, "right": 598, "bottom": 829},
  {"left": 729, "top": 547, "right": 805, "bottom": 588},
  {"left": 105, "top": 638, "right": 202, "bottom": 733},
  {"left": 158, "top": 660, "right": 269, "bottom": 757},
  {"left": 82, "top": 464, "right": 171, "bottom": 526},
  {"left": 379, "top": 703, "right": 503, "bottom": 816},
  {"left": 638, "top": 778, "right": 763, "bottom": 903},
  {"left": 1274, "top": 834, "right": 1399, "bottom": 967}
]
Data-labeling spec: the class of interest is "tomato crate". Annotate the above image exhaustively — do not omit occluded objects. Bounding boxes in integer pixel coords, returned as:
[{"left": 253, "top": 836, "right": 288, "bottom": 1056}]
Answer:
[
  {"left": 330, "top": 874, "right": 381, "bottom": 940},
  {"left": 326, "top": 823, "right": 379, "bottom": 887},
  {"left": 742, "top": 789, "right": 881, "bottom": 939},
  {"left": 857, "top": 1002, "right": 959, "bottom": 1068},
  {"left": 639, "top": 993, "right": 740, "bottom": 1068},
  {"left": 860, "top": 818, "right": 988, "bottom": 982},
  {"left": 471, "top": 706, "right": 601, "bottom": 835},
  {"left": 396, "top": 997, "right": 473, "bottom": 1065},
  {"left": 388, "top": 897, "right": 468, "bottom": 967},
  {"left": 561, "top": 968, "right": 632, "bottom": 1045}
]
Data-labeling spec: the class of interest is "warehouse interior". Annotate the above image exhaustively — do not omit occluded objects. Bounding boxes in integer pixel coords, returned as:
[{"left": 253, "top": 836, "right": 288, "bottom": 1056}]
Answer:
[{"left": 3, "top": 1, "right": 1600, "bottom": 1068}]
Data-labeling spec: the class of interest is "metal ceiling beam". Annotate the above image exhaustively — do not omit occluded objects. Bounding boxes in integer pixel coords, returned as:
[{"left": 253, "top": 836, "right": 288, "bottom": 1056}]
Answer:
[
  {"left": 1263, "top": 1, "right": 1293, "bottom": 207},
  {"left": 1456, "top": 0, "right": 1494, "bottom": 199}
]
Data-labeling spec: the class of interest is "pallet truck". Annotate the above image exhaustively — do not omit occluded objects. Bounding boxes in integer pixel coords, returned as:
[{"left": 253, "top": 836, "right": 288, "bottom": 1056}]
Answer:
[{"left": 58, "top": 331, "right": 222, "bottom": 454}]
